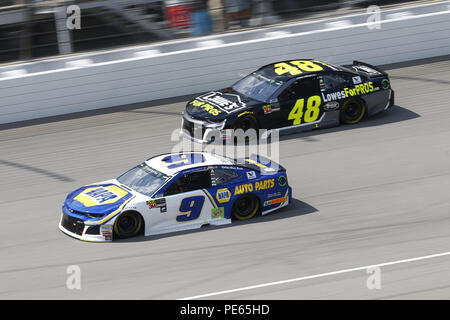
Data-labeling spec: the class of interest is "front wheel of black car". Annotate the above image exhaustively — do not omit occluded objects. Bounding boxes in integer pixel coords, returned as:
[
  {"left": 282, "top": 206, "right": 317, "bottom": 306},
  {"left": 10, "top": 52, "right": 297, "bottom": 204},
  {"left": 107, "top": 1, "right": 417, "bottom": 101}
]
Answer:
[
  {"left": 232, "top": 194, "right": 261, "bottom": 220},
  {"left": 114, "top": 211, "right": 144, "bottom": 239},
  {"left": 232, "top": 115, "right": 259, "bottom": 143},
  {"left": 340, "top": 99, "right": 366, "bottom": 125}
]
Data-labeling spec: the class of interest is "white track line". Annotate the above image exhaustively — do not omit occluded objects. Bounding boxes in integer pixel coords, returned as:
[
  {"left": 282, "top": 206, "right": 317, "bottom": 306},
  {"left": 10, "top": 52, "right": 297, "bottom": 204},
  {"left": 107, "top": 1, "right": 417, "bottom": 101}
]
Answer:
[{"left": 179, "top": 251, "right": 450, "bottom": 300}]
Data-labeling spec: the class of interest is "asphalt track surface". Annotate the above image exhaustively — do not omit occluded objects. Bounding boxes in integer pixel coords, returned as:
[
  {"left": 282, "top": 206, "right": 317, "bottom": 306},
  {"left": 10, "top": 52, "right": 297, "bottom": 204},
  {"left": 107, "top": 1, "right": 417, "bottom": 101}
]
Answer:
[{"left": 1, "top": 55, "right": 450, "bottom": 300}]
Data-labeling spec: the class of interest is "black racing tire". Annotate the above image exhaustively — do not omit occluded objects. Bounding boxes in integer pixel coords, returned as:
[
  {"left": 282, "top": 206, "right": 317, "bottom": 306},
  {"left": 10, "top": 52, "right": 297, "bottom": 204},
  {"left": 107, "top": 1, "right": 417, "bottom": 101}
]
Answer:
[
  {"left": 231, "top": 194, "right": 261, "bottom": 221},
  {"left": 114, "top": 211, "right": 144, "bottom": 239},
  {"left": 232, "top": 115, "right": 259, "bottom": 144},
  {"left": 339, "top": 98, "right": 367, "bottom": 125}
]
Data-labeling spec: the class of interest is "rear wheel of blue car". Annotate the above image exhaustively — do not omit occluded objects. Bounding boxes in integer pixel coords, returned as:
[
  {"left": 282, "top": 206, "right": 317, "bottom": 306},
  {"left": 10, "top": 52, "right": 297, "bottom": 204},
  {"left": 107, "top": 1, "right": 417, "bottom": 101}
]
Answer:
[
  {"left": 340, "top": 98, "right": 366, "bottom": 124},
  {"left": 114, "top": 211, "right": 143, "bottom": 239},
  {"left": 232, "top": 194, "right": 260, "bottom": 220}
]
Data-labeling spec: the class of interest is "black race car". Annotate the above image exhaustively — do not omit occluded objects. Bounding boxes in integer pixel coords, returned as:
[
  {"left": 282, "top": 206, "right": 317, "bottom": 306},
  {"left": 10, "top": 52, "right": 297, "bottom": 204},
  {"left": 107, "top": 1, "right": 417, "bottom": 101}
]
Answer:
[{"left": 181, "top": 59, "right": 394, "bottom": 142}]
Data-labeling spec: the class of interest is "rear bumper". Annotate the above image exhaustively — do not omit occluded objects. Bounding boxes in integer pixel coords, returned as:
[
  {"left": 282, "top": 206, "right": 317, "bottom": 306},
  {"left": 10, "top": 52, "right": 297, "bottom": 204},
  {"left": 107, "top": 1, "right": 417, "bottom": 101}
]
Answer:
[
  {"left": 385, "top": 89, "right": 395, "bottom": 110},
  {"left": 261, "top": 186, "right": 292, "bottom": 216}
]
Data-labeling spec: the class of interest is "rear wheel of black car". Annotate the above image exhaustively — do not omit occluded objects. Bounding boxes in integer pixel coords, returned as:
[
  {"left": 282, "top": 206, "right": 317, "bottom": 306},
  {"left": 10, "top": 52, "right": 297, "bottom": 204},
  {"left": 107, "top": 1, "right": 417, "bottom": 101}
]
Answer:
[
  {"left": 114, "top": 211, "right": 143, "bottom": 239},
  {"left": 340, "top": 98, "right": 366, "bottom": 124},
  {"left": 232, "top": 194, "right": 261, "bottom": 220},
  {"left": 232, "top": 115, "right": 259, "bottom": 143}
]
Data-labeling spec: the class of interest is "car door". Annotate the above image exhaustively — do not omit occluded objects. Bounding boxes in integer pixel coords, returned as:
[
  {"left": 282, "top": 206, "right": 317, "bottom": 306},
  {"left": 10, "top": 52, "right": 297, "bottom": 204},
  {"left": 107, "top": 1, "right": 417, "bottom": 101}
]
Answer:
[
  {"left": 277, "top": 76, "right": 323, "bottom": 128},
  {"left": 149, "top": 169, "right": 215, "bottom": 234}
]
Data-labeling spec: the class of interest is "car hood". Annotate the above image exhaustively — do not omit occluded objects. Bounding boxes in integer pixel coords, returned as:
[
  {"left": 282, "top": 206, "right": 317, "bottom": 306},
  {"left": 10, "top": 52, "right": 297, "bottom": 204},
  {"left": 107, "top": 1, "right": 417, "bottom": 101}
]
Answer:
[
  {"left": 64, "top": 181, "right": 135, "bottom": 216},
  {"left": 185, "top": 89, "right": 263, "bottom": 121}
]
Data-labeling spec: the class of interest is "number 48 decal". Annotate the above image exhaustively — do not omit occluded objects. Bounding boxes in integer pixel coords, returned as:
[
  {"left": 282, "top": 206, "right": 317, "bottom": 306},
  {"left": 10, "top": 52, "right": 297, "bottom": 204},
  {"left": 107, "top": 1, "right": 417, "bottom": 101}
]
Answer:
[
  {"left": 274, "top": 60, "right": 326, "bottom": 76},
  {"left": 288, "top": 95, "right": 322, "bottom": 125}
]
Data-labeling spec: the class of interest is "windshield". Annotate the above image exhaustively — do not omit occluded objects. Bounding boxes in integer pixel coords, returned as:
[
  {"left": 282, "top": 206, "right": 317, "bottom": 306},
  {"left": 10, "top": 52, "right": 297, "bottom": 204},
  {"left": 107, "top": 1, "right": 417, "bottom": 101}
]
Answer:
[
  {"left": 232, "top": 72, "right": 283, "bottom": 102},
  {"left": 117, "top": 163, "right": 171, "bottom": 197}
]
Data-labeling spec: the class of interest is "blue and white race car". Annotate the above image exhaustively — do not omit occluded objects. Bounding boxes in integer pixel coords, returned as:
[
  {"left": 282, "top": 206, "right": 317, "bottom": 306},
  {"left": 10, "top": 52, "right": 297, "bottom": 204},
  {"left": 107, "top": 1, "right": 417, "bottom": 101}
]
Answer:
[{"left": 59, "top": 152, "right": 292, "bottom": 242}]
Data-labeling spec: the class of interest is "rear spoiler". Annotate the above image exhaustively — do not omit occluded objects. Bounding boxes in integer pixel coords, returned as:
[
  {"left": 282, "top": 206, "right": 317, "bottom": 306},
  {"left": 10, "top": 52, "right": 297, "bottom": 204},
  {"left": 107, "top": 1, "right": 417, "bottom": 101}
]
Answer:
[
  {"left": 235, "top": 154, "right": 286, "bottom": 174},
  {"left": 344, "top": 60, "right": 388, "bottom": 77}
]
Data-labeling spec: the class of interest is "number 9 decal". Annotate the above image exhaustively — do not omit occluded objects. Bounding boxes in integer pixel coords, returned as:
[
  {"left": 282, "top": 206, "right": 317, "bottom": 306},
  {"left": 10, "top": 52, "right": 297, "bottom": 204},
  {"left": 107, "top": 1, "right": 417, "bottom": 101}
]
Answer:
[{"left": 177, "top": 196, "right": 205, "bottom": 222}]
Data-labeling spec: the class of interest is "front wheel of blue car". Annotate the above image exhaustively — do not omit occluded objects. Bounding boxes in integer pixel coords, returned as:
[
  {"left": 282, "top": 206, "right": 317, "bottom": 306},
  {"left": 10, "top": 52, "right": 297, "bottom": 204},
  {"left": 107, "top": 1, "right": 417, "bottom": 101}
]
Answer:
[{"left": 114, "top": 211, "right": 144, "bottom": 239}]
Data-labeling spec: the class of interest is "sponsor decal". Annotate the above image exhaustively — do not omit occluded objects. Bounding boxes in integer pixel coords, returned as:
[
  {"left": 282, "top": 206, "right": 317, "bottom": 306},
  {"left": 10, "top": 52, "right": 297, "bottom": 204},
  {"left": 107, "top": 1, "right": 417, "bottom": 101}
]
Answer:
[
  {"left": 268, "top": 192, "right": 282, "bottom": 198},
  {"left": 381, "top": 79, "right": 390, "bottom": 90},
  {"left": 210, "top": 169, "right": 217, "bottom": 186},
  {"left": 101, "top": 225, "right": 113, "bottom": 240},
  {"left": 147, "top": 198, "right": 167, "bottom": 213},
  {"left": 84, "top": 188, "right": 117, "bottom": 203},
  {"left": 234, "top": 183, "right": 253, "bottom": 195},
  {"left": 220, "top": 130, "right": 233, "bottom": 141},
  {"left": 190, "top": 99, "right": 222, "bottom": 116},
  {"left": 211, "top": 207, "right": 225, "bottom": 219},
  {"left": 321, "top": 90, "right": 346, "bottom": 102},
  {"left": 219, "top": 165, "right": 244, "bottom": 170},
  {"left": 246, "top": 171, "right": 257, "bottom": 180},
  {"left": 264, "top": 196, "right": 287, "bottom": 207},
  {"left": 352, "top": 76, "right": 362, "bottom": 84},
  {"left": 216, "top": 188, "right": 231, "bottom": 203},
  {"left": 278, "top": 176, "right": 287, "bottom": 187},
  {"left": 262, "top": 105, "right": 279, "bottom": 114},
  {"left": 323, "top": 82, "right": 374, "bottom": 102},
  {"left": 319, "top": 77, "right": 326, "bottom": 90},
  {"left": 255, "top": 178, "right": 275, "bottom": 191},
  {"left": 74, "top": 185, "right": 128, "bottom": 207},
  {"left": 344, "top": 82, "right": 374, "bottom": 97},
  {"left": 238, "top": 111, "right": 254, "bottom": 118},
  {"left": 323, "top": 101, "right": 340, "bottom": 111},
  {"left": 234, "top": 179, "right": 275, "bottom": 195},
  {"left": 262, "top": 104, "right": 272, "bottom": 114},
  {"left": 198, "top": 92, "right": 246, "bottom": 114}
]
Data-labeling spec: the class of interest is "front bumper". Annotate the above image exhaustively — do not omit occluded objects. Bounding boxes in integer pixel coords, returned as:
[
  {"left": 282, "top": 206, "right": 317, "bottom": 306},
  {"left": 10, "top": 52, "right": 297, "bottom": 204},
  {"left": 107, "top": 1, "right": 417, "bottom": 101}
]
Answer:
[
  {"left": 181, "top": 113, "right": 229, "bottom": 143},
  {"left": 59, "top": 212, "right": 113, "bottom": 242}
]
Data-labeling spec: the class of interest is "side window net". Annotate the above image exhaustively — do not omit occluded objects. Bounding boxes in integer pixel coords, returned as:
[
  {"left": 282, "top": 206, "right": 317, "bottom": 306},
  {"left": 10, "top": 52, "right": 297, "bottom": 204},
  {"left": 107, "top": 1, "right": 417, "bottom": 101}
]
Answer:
[{"left": 211, "top": 169, "right": 240, "bottom": 187}]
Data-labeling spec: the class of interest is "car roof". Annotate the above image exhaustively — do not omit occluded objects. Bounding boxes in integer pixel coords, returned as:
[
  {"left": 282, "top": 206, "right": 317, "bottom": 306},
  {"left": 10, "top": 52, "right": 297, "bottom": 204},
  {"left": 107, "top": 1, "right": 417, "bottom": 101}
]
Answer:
[
  {"left": 256, "top": 59, "right": 342, "bottom": 82},
  {"left": 145, "top": 152, "right": 235, "bottom": 176}
]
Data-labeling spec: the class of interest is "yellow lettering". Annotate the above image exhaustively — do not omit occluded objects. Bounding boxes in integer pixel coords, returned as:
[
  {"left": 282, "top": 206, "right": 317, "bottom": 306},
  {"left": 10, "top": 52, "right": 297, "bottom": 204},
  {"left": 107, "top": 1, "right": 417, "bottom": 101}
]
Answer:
[
  {"left": 234, "top": 183, "right": 254, "bottom": 194},
  {"left": 360, "top": 85, "right": 366, "bottom": 94}
]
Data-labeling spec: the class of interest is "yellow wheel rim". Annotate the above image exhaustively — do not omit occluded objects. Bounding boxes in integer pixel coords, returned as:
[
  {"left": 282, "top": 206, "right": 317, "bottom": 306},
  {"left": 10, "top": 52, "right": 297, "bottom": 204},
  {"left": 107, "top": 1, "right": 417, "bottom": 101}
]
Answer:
[{"left": 342, "top": 100, "right": 366, "bottom": 124}]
